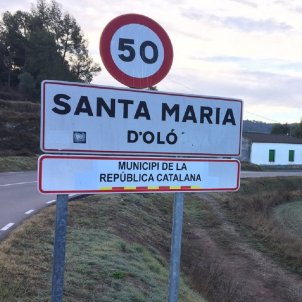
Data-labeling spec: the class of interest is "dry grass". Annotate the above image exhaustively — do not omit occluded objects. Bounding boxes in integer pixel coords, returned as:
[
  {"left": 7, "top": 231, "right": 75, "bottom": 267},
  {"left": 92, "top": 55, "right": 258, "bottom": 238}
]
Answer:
[
  {"left": 1, "top": 178, "right": 302, "bottom": 301},
  {"left": 0, "top": 100, "right": 40, "bottom": 156},
  {"left": 179, "top": 178, "right": 302, "bottom": 302},
  {"left": 0, "top": 194, "right": 206, "bottom": 302},
  {"left": 181, "top": 195, "right": 245, "bottom": 302},
  {"left": 0, "top": 156, "right": 38, "bottom": 172},
  {"left": 0, "top": 100, "right": 40, "bottom": 113},
  {"left": 220, "top": 177, "right": 302, "bottom": 274},
  {"left": 240, "top": 161, "right": 262, "bottom": 171},
  {"left": 0, "top": 207, "right": 54, "bottom": 301}
]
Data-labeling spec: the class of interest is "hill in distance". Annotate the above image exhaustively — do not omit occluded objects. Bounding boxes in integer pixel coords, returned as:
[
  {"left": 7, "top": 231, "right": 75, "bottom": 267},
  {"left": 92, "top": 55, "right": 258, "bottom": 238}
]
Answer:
[{"left": 243, "top": 120, "right": 272, "bottom": 133}]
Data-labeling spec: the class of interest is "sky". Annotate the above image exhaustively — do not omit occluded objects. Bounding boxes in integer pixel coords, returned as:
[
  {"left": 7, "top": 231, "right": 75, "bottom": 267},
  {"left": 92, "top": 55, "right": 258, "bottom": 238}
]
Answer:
[{"left": 3, "top": 0, "right": 302, "bottom": 123}]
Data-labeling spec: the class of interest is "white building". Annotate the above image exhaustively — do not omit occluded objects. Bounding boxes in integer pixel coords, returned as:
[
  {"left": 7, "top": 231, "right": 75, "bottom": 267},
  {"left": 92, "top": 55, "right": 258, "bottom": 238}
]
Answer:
[{"left": 241, "top": 132, "right": 302, "bottom": 165}]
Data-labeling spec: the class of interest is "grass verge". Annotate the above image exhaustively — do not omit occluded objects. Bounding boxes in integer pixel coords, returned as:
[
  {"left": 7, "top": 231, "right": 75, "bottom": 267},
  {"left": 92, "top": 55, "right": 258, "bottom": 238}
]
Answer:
[
  {"left": 240, "top": 161, "right": 262, "bottom": 171},
  {"left": 0, "top": 194, "right": 206, "bottom": 302},
  {"left": 218, "top": 177, "right": 302, "bottom": 274},
  {"left": 0, "top": 156, "right": 38, "bottom": 172},
  {"left": 274, "top": 200, "right": 302, "bottom": 239}
]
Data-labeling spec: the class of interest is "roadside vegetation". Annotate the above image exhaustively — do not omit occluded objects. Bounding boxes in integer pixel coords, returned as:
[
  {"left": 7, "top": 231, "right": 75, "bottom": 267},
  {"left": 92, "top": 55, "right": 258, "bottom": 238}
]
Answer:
[
  {"left": 0, "top": 156, "right": 38, "bottom": 172},
  {"left": 219, "top": 177, "right": 302, "bottom": 275},
  {"left": 240, "top": 161, "right": 262, "bottom": 171},
  {"left": 1, "top": 178, "right": 302, "bottom": 301},
  {"left": 0, "top": 99, "right": 40, "bottom": 157},
  {"left": 274, "top": 200, "right": 302, "bottom": 238},
  {"left": 0, "top": 194, "right": 206, "bottom": 302}
]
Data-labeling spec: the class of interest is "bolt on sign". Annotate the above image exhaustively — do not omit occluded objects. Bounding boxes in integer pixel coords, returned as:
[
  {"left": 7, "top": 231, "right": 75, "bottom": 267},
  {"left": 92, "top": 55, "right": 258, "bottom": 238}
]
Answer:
[{"left": 41, "top": 80, "right": 242, "bottom": 157}]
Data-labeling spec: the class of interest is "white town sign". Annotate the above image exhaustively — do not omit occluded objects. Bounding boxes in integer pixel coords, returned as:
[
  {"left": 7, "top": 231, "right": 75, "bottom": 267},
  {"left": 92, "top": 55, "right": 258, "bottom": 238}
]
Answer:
[{"left": 41, "top": 80, "right": 242, "bottom": 157}]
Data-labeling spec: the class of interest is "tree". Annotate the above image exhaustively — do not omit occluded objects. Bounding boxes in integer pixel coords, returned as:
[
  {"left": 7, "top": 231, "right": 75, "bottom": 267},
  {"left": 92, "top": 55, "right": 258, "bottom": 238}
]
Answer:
[
  {"left": 0, "top": 10, "right": 30, "bottom": 87},
  {"left": 0, "top": 0, "right": 101, "bottom": 98},
  {"left": 69, "top": 40, "right": 101, "bottom": 82},
  {"left": 18, "top": 72, "right": 35, "bottom": 98},
  {"left": 291, "top": 120, "right": 302, "bottom": 138},
  {"left": 29, "top": 0, "right": 101, "bottom": 82},
  {"left": 271, "top": 123, "right": 290, "bottom": 135}
]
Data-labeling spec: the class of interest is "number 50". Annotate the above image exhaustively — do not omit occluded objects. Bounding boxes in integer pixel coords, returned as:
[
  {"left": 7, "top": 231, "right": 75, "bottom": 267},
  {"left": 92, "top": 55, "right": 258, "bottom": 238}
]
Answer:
[{"left": 118, "top": 38, "right": 159, "bottom": 64}]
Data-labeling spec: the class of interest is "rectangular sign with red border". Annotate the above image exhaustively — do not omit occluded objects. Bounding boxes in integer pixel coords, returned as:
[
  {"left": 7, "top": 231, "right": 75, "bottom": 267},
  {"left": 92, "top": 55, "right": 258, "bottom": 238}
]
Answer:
[
  {"left": 38, "top": 155, "right": 240, "bottom": 194},
  {"left": 41, "top": 80, "right": 243, "bottom": 157}
]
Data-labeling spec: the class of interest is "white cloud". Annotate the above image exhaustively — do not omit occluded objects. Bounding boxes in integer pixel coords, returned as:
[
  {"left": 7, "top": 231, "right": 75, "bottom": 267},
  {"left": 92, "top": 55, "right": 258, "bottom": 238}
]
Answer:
[
  {"left": 182, "top": 10, "right": 292, "bottom": 32},
  {"left": 2, "top": 0, "right": 302, "bottom": 123},
  {"left": 229, "top": 0, "right": 258, "bottom": 8}
]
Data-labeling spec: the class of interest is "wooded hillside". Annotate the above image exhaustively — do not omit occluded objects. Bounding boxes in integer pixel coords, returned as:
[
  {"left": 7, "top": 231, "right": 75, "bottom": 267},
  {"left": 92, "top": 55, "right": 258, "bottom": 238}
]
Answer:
[{"left": 0, "top": 0, "right": 100, "bottom": 101}]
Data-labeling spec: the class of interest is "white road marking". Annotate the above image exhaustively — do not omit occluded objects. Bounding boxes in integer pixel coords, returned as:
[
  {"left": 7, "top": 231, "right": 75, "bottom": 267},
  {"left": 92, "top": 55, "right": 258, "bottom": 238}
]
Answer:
[
  {"left": 7, "top": 172, "right": 22, "bottom": 174},
  {"left": 46, "top": 199, "right": 56, "bottom": 204},
  {"left": 0, "top": 181, "right": 37, "bottom": 187},
  {"left": 1, "top": 223, "right": 15, "bottom": 231},
  {"left": 25, "top": 209, "right": 35, "bottom": 215},
  {"left": 46, "top": 195, "right": 76, "bottom": 205}
]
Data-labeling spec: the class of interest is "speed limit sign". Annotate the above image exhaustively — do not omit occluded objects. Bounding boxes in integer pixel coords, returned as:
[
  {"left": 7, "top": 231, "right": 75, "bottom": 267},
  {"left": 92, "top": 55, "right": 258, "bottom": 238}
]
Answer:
[{"left": 100, "top": 14, "right": 173, "bottom": 88}]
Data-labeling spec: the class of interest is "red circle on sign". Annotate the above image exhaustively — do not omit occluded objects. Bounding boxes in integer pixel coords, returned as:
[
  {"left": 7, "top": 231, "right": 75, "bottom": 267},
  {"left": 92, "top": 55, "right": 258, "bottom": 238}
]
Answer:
[{"left": 100, "top": 14, "right": 173, "bottom": 88}]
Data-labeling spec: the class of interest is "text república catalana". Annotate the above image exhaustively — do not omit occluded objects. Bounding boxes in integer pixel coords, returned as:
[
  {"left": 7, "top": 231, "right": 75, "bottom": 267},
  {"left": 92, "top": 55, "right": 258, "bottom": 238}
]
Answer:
[{"left": 99, "top": 161, "right": 202, "bottom": 183}]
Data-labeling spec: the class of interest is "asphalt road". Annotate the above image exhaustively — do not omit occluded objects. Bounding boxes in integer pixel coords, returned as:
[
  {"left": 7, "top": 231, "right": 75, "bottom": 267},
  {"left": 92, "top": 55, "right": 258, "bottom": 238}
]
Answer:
[
  {"left": 241, "top": 170, "right": 302, "bottom": 178},
  {"left": 0, "top": 171, "right": 57, "bottom": 240},
  {"left": 1, "top": 169, "right": 302, "bottom": 240}
]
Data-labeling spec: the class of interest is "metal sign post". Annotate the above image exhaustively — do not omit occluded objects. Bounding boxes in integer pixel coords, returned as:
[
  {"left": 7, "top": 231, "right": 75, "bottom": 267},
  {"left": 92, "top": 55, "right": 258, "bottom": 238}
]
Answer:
[
  {"left": 51, "top": 194, "right": 68, "bottom": 302},
  {"left": 168, "top": 192, "right": 184, "bottom": 302}
]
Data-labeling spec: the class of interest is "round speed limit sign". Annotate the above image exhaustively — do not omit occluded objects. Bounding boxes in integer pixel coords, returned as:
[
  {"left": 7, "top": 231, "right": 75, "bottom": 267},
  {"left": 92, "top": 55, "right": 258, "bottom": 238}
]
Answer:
[{"left": 100, "top": 14, "right": 173, "bottom": 88}]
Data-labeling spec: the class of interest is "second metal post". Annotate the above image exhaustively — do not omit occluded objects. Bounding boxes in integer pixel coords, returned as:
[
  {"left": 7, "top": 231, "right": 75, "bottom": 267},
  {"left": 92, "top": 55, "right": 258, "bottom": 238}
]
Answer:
[
  {"left": 168, "top": 192, "right": 185, "bottom": 302},
  {"left": 51, "top": 194, "right": 69, "bottom": 302}
]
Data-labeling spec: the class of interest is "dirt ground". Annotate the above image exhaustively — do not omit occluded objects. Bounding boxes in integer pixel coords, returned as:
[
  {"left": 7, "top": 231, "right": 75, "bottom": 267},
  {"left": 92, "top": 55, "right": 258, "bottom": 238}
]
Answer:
[{"left": 181, "top": 193, "right": 302, "bottom": 302}]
